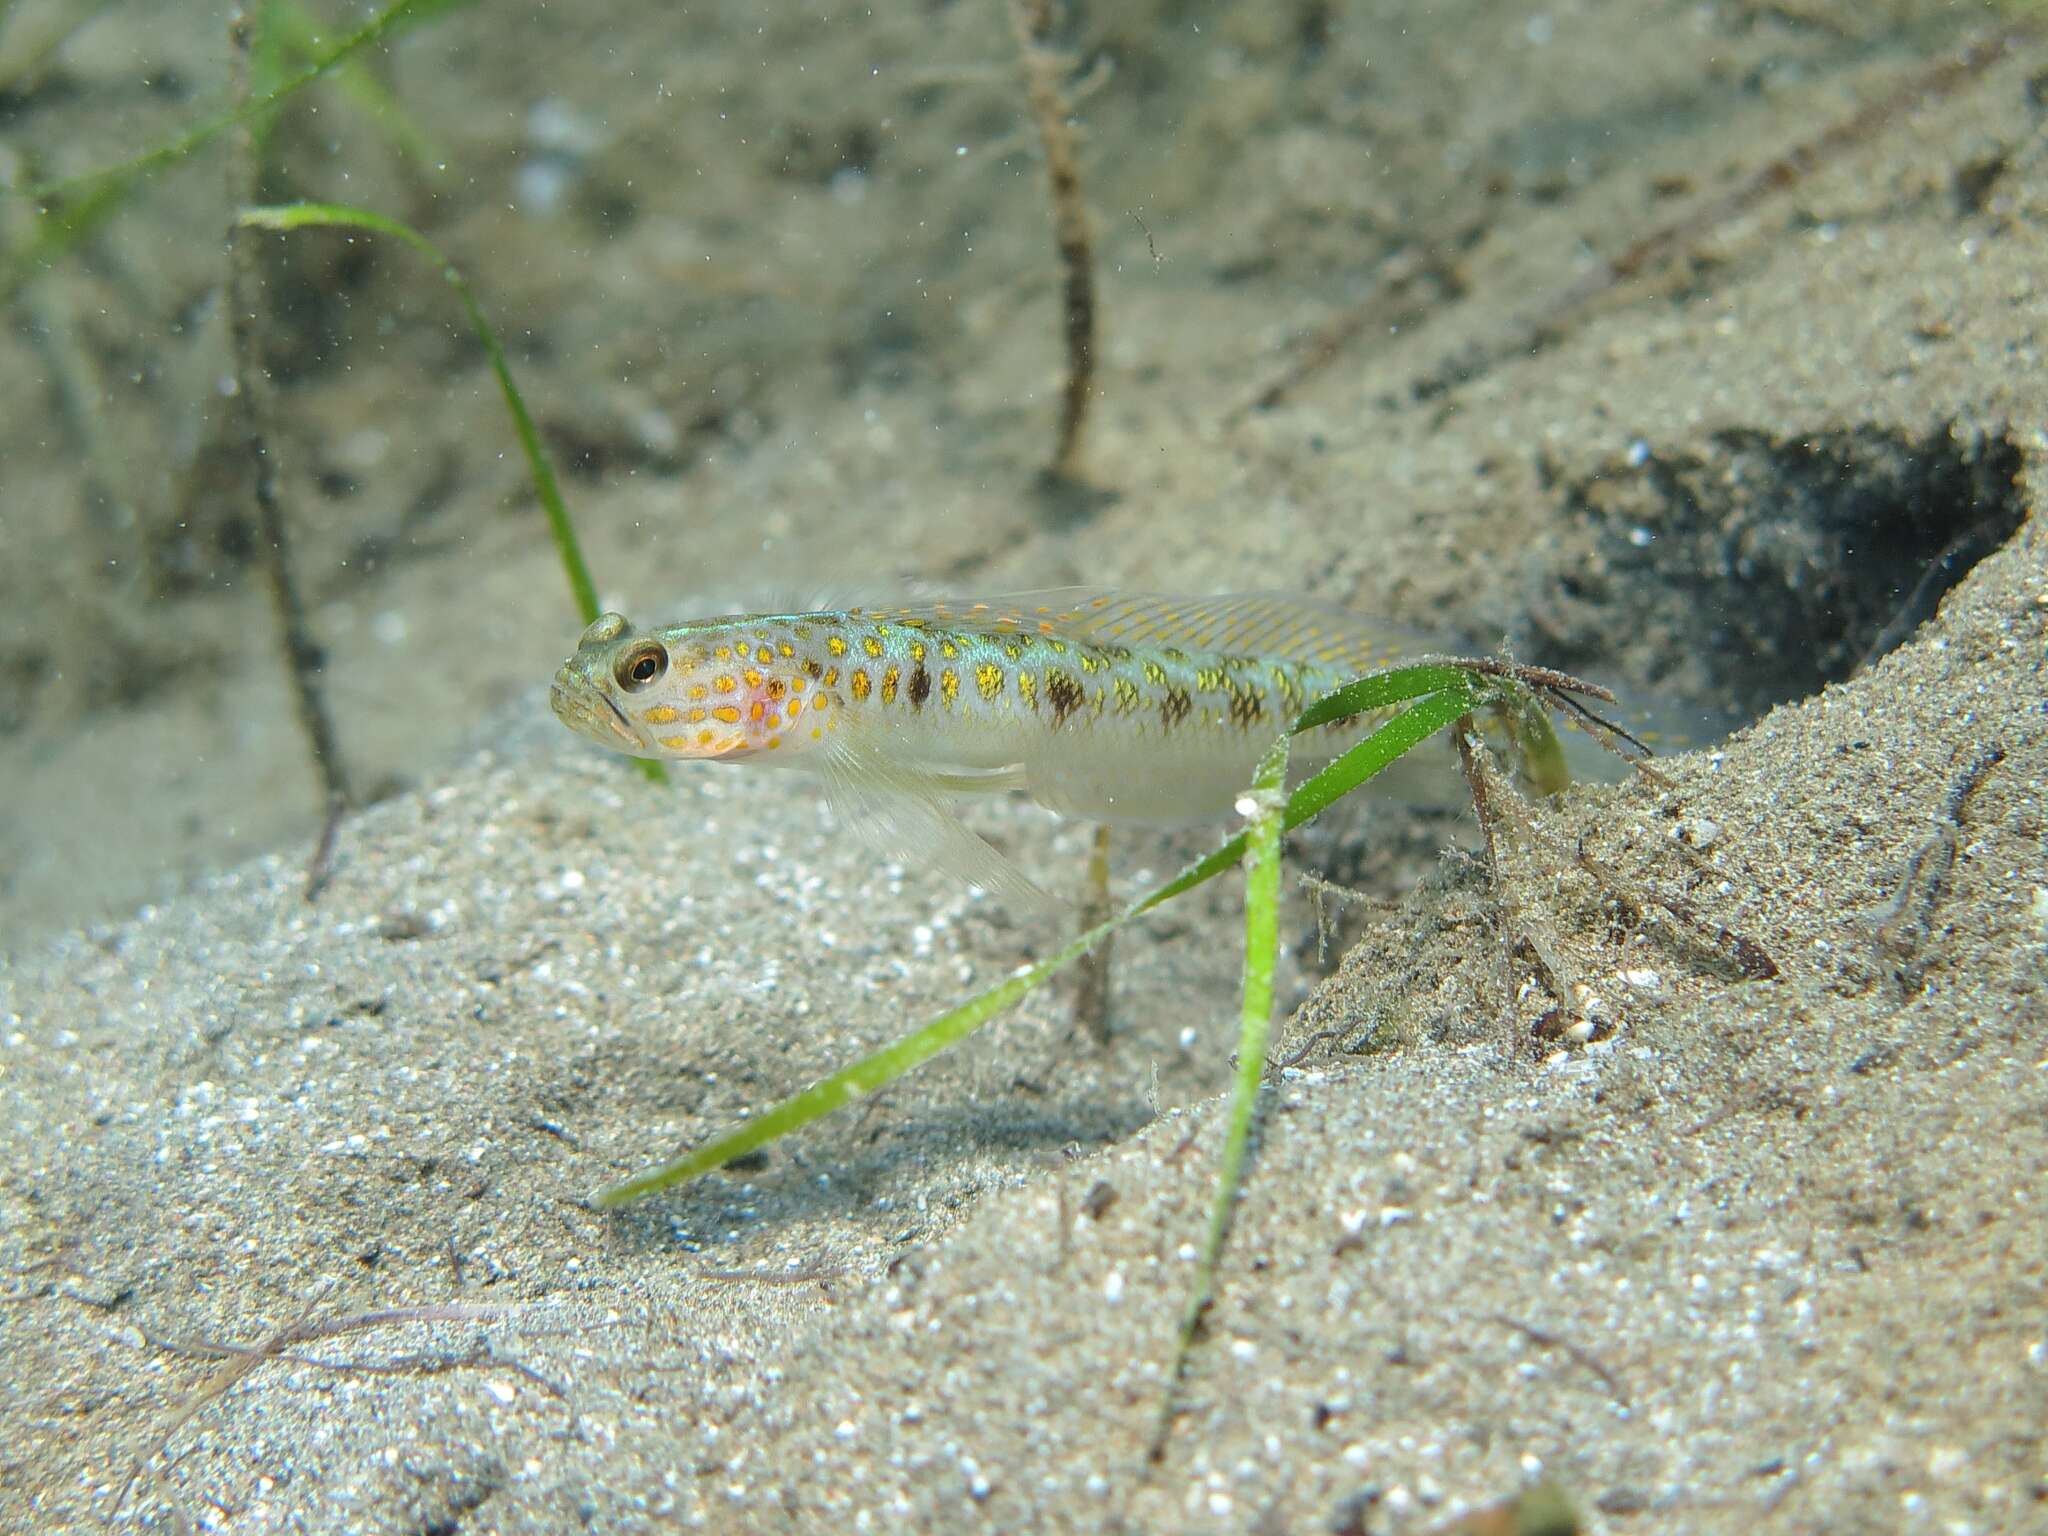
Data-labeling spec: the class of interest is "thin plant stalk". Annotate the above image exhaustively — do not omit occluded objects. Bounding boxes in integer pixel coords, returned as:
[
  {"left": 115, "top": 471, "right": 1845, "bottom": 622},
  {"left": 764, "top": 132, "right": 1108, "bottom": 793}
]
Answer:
[
  {"left": 1007, "top": 0, "right": 1096, "bottom": 481},
  {"left": 1149, "top": 729, "right": 1289, "bottom": 1459},
  {"left": 226, "top": 14, "right": 354, "bottom": 894}
]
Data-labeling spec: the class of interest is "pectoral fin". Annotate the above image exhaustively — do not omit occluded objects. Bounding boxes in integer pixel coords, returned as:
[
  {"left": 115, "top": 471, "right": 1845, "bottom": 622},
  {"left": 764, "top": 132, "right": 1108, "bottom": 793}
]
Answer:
[{"left": 819, "top": 741, "right": 1059, "bottom": 916}]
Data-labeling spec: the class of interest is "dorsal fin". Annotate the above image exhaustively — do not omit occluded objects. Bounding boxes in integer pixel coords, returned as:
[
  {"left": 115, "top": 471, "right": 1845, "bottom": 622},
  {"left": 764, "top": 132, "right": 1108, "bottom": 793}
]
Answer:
[{"left": 869, "top": 590, "right": 1415, "bottom": 674}]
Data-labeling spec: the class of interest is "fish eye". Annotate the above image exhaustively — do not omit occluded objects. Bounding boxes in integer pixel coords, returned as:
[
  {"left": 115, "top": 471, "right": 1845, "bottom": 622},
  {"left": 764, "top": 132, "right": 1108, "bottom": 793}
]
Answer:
[{"left": 615, "top": 642, "right": 668, "bottom": 691}]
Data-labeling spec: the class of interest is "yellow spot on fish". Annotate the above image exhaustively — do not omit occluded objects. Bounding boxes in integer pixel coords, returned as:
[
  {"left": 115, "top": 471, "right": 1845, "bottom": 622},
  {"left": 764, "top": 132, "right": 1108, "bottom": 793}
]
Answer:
[
  {"left": 910, "top": 640, "right": 927, "bottom": 664},
  {"left": 1003, "top": 641, "right": 1022, "bottom": 661},
  {"left": 732, "top": 642, "right": 751, "bottom": 660},
  {"left": 712, "top": 705, "right": 742, "bottom": 724},
  {"left": 1114, "top": 676, "right": 1141, "bottom": 712},
  {"left": 1017, "top": 670, "right": 1038, "bottom": 709},
  {"left": 787, "top": 697, "right": 804, "bottom": 718},
  {"left": 863, "top": 635, "right": 885, "bottom": 658},
  {"left": 687, "top": 706, "right": 707, "bottom": 723},
  {"left": 824, "top": 667, "right": 840, "bottom": 686},
  {"left": 851, "top": 669, "right": 872, "bottom": 701},
  {"left": 690, "top": 684, "right": 709, "bottom": 701},
  {"left": 714, "top": 646, "right": 733, "bottom": 661},
  {"left": 940, "top": 668, "right": 960, "bottom": 706},
  {"left": 779, "top": 642, "right": 795, "bottom": 658},
  {"left": 812, "top": 726, "right": 824, "bottom": 739},
  {"left": 1143, "top": 660, "right": 1168, "bottom": 686},
  {"left": 940, "top": 639, "right": 959, "bottom": 660},
  {"left": 766, "top": 678, "right": 786, "bottom": 700},
  {"left": 697, "top": 728, "right": 716, "bottom": 746},
  {"left": 643, "top": 705, "right": 680, "bottom": 724},
  {"left": 659, "top": 734, "right": 690, "bottom": 750},
  {"left": 790, "top": 676, "right": 807, "bottom": 694},
  {"left": 766, "top": 735, "right": 781, "bottom": 749},
  {"left": 749, "top": 701, "right": 765, "bottom": 723},
  {"left": 743, "top": 669, "right": 765, "bottom": 688},
  {"left": 881, "top": 665, "right": 900, "bottom": 704},
  {"left": 714, "top": 675, "right": 737, "bottom": 693},
  {"left": 976, "top": 662, "right": 1003, "bottom": 701},
  {"left": 827, "top": 634, "right": 848, "bottom": 657}
]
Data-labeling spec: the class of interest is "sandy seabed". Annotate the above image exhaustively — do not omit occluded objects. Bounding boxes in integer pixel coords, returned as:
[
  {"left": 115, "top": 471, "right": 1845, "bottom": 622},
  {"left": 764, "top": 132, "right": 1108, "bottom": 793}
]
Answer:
[{"left": 3, "top": 3, "right": 2044, "bottom": 1531}]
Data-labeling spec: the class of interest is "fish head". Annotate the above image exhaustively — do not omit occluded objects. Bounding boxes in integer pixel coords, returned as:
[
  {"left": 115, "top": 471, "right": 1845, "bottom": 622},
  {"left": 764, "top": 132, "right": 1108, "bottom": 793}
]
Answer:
[
  {"left": 550, "top": 612, "right": 660, "bottom": 754},
  {"left": 551, "top": 613, "right": 819, "bottom": 761}
]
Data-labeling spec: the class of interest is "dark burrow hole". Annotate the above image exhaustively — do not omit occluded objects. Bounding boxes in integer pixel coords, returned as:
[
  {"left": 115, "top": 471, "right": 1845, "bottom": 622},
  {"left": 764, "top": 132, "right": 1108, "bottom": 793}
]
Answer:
[{"left": 1523, "top": 423, "right": 2028, "bottom": 737}]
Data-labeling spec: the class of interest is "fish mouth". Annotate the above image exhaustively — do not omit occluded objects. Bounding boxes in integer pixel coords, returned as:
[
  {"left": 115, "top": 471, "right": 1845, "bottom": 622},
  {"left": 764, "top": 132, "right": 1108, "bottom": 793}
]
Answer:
[{"left": 551, "top": 665, "right": 641, "bottom": 750}]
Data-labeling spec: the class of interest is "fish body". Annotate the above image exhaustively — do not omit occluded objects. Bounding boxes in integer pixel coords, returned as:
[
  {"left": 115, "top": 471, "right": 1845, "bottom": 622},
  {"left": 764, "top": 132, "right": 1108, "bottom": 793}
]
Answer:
[{"left": 551, "top": 592, "right": 1418, "bottom": 906}]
